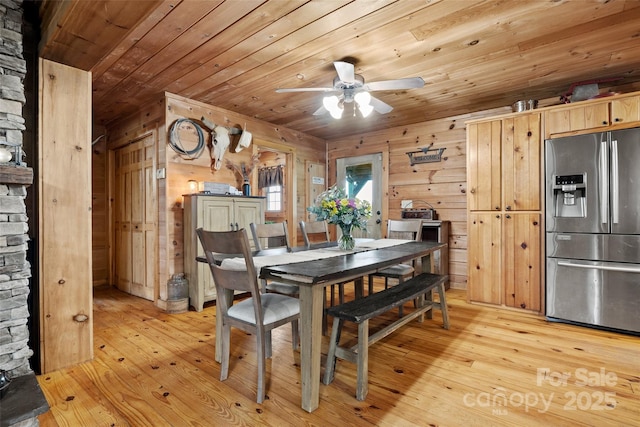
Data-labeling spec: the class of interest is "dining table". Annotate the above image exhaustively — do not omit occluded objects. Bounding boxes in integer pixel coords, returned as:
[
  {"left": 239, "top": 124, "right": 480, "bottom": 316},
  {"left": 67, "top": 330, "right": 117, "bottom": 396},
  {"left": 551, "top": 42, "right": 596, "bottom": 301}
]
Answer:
[{"left": 250, "top": 239, "right": 447, "bottom": 412}]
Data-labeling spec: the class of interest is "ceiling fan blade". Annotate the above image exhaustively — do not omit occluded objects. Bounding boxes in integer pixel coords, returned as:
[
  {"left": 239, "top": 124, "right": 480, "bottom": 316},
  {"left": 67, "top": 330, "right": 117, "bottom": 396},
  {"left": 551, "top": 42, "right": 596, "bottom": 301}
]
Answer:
[
  {"left": 275, "top": 87, "right": 336, "bottom": 93},
  {"left": 313, "top": 105, "right": 327, "bottom": 116},
  {"left": 369, "top": 95, "right": 393, "bottom": 114},
  {"left": 364, "top": 77, "right": 425, "bottom": 91},
  {"left": 334, "top": 61, "right": 355, "bottom": 84}
]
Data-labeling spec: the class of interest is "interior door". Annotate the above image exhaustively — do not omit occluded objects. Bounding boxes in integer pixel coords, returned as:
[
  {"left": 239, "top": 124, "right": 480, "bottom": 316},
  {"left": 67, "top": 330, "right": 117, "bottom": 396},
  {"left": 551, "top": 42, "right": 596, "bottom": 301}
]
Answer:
[
  {"left": 337, "top": 154, "right": 383, "bottom": 238},
  {"left": 114, "top": 134, "right": 157, "bottom": 301}
]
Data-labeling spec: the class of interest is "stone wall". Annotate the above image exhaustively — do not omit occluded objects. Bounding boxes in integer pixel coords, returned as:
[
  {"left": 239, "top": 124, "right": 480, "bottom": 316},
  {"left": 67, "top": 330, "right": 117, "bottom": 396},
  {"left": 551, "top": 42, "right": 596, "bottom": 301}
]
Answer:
[{"left": 0, "top": 0, "right": 31, "bottom": 379}]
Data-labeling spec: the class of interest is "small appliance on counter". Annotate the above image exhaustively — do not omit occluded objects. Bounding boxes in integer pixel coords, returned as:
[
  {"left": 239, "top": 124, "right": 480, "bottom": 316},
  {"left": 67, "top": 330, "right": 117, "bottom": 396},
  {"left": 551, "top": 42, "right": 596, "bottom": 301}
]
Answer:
[{"left": 401, "top": 200, "right": 437, "bottom": 220}]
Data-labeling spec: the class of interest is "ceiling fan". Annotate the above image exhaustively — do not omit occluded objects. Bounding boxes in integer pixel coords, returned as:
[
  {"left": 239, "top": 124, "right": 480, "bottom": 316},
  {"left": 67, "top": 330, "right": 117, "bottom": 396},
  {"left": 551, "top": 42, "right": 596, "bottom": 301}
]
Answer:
[{"left": 275, "top": 61, "right": 425, "bottom": 119}]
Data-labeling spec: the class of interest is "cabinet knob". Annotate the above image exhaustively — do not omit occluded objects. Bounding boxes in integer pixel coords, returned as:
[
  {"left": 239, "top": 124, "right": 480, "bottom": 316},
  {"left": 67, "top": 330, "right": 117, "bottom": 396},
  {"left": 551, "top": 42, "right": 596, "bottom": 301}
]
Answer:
[
  {"left": 614, "top": 117, "right": 621, "bottom": 122},
  {"left": 470, "top": 188, "right": 475, "bottom": 194},
  {"left": 495, "top": 206, "right": 500, "bottom": 210},
  {"left": 235, "top": 223, "right": 239, "bottom": 230},
  {"left": 506, "top": 205, "right": 511, "bottom": 210},
  {"left": 506, "top": 214, "right": 511, "bottom": 219},
  {"left": 229, "top": 223, "right": 234, "bottom": 230},
  {"left": 602, "top": 121, "right": 608, "bottom": 125}
]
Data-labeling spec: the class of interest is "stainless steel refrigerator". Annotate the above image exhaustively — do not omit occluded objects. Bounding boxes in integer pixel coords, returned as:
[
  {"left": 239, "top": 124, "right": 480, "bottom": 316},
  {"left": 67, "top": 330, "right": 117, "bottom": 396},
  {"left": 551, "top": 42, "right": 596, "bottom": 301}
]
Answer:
[{"left": 545, "top": 127, "right": 640, "bottom": 334}]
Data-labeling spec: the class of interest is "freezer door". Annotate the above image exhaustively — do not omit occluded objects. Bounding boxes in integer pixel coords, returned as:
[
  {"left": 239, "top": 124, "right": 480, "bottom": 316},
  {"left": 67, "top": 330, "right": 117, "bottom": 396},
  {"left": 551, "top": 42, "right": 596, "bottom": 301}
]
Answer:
[
  {"left": 545, "top": 133, "right": 609, "bottom": 233},
  {"left": 611, "top": 128, "right": 640, "bottom": 235},
  {"left": 546, "top": 258, "right": 640, "bottom": 333}
]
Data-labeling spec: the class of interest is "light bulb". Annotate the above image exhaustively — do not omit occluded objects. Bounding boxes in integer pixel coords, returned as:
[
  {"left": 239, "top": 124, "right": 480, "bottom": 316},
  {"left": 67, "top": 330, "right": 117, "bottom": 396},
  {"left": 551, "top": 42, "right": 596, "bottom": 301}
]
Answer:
[
  {"left": 354, "top": 91, "right": 371, "bottom": 106},
  {"left": 358, "top": 103, "right": 374, "bottom": 118},
  {"left": 323, "top": 95, "right": 339, "bottom": 110},
  {"left": 329, "top": 106, "right": 343, "bottom": 119},
  {"left": 323, "top": 95, "right": 343, "bottom": 119}
]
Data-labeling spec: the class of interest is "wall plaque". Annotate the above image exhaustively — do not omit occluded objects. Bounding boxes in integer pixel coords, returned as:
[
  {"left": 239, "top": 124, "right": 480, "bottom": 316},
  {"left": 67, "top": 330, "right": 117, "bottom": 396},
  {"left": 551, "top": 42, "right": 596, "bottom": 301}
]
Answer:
[{"left": 406, "top": 147, "right": 446, "bottom": 165}]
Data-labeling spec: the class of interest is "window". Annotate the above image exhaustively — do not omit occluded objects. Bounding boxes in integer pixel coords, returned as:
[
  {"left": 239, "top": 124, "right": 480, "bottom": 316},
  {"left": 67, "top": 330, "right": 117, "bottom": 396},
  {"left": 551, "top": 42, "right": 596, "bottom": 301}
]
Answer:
[{"left": 265, "top": 185, "right": 282, "bottom": 211}]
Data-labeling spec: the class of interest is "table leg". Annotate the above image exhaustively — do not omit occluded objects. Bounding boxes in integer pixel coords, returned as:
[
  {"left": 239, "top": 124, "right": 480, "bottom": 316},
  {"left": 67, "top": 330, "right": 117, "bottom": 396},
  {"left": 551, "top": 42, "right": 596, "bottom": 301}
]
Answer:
[
  {"left": 421, "top": 252, "right": 434, "bottom": 320},
  {"left": 215, "top": 288, "right": 234, "bottom": 363},
  {"left": 299, "top": 284, "right": 324, "bottom": 412}
]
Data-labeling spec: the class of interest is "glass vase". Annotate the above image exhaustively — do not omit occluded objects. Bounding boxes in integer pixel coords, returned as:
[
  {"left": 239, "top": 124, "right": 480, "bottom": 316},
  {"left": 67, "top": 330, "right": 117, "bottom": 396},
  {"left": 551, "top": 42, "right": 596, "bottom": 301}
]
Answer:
[{"left": 338, "top": 223, "right": 355, "bottom": 251}]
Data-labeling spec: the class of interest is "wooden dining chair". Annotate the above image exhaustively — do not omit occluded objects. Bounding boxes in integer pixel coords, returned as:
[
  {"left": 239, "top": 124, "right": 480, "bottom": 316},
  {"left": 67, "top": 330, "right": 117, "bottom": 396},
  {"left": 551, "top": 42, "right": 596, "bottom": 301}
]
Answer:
[
  {"left": 299, "top": 219, "right": 330, "bottom": 247},
  {"left": 196, "top": 227, "right": 300, "bottom": 404},
  {"left": 249, "top": 222, "right": 299, "bottom": 296},
  {"left": 368, "top": 219, "right": 423, "bottom": 314},
  {"left": 299, "top": 220, "right": 359, "bottom": 333}
]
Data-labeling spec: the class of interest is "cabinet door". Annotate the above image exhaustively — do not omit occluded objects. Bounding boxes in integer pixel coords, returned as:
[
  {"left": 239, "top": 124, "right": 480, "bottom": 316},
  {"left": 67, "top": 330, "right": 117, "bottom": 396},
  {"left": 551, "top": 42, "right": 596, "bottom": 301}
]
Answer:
[
  {"left": 544, "top": 102, "right": 609, "bottom": 137},
  {"left": 468, "top": 212, "right": 502, "bottom": 304},
  {"left": 198, "top": 199, "right": 235, "bottom": 302},
  {"left": 502, "top": 213, "right": 541, "bottom": 311},
  {"left": 234, "top": 198, "right": 264, "bottom": 234},
  {"left": 502, "top": 113, "right": 541, "bottom": 211},
  {"left": 611, "top": 95, "right": 640, "bottom": 124},
  {"left": 467, "top": 120, "right": 502, "bottom": 211}
]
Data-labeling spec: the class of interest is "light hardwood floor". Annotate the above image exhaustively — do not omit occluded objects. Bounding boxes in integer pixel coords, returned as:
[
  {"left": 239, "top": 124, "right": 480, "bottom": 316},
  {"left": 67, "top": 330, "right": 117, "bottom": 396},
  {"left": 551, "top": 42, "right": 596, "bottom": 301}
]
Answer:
[{"left": 37, "top": 285, "right": 639, "bottom": 426}]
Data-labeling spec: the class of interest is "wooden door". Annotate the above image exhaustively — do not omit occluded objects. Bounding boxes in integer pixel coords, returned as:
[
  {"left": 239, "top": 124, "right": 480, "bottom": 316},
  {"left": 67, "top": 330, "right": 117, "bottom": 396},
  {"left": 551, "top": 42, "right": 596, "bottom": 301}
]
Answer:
[
  {"left": 114, "top": 134, "right": 157, "bottom": 301},
  {"left": 467, "top": 120, "right": 501, "bottom": 211},
  {"left": 502, "top": 113, "right": 541, "bottom": 211},
  {"left": 503, "top": 213, "right": 541, "bottom": 311},
  {"left": 467, "top": 212, "right": 502, "bottom": 304},
  {"left": 336, "top": 153, "right": 383, "bottom": 238}
]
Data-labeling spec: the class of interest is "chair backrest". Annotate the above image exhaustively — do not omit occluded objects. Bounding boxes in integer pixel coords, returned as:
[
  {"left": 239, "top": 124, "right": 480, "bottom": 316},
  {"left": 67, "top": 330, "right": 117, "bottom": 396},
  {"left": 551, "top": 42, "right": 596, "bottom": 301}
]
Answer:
[
  {"left": 250, "top": 221, "right": 291, "bottom": 251},
  {"left": 196, "top": 228, "right": 263, "bottom": 316},
  {"left": 387, "top": 219, "right": 423, "bottom": 241},
  {"left": 299, "top": 220, "right": 330, "bottom": 247}
]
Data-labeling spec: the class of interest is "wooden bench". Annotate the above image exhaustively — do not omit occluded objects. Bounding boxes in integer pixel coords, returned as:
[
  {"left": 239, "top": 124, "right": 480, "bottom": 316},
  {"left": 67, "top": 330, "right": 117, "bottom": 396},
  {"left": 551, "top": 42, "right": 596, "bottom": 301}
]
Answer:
[{"left": 323, "top": 272, "right": 449, "bottom": 400}]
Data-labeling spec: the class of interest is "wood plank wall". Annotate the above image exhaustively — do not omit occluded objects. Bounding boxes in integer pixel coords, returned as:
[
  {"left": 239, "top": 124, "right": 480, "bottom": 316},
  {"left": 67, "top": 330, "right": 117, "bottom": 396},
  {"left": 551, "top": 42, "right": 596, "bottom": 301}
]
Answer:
[
  {"left": 103, "top": 93, "right": 325, "bottom": 305},
  {"left": 327, "top": 107, "right": 511, "bottom": 290}
]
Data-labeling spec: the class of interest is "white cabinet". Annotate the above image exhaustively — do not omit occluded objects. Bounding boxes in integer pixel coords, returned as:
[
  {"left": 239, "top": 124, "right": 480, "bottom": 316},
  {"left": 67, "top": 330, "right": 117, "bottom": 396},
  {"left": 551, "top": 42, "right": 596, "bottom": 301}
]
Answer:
[{"left": 183, "top": 195, "right": 264, "bottom": 311}]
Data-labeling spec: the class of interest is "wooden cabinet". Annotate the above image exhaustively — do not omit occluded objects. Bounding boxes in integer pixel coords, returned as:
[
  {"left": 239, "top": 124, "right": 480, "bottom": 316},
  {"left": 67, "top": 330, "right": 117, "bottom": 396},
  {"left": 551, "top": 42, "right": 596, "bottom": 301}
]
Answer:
[
  {"left": 502, "top": 212, "right": 541, "bottom": 311},
  {"left": 611, "top": 95, "right": 640, "bottom": 124},
  {"left": 466, "top": 112, "right": 542, "bottom": 312},
  {"left": 544, "top": 94, "right": 640, "bottom": 138},
  {"left": 183, "top": 195, "right": 264, "bottom": 311},
  {"left": 544, "top": 102, "right": 609, "bottom": 137}
]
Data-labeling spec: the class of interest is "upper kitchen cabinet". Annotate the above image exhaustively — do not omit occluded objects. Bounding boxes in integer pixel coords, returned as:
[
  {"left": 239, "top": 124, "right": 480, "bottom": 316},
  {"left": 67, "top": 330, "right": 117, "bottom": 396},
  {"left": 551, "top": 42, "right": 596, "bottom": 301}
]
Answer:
[
  {"left": 544, "top": 102, "right": 609, "bottom": 138},
  {"left": 544, "top": 93, "right": 640, "bottom": 138},
  {"left": 467, "top": 112, "right": 541, "bottom": 212},
  {"left": 502, "top": 114, "right": 542, "bottom": 212},
  {"left": 611, "top": 95, "right": 640, "bottom": 125},
  {"left": 467, "top": 120, "right": 502, "bottom": 211}
]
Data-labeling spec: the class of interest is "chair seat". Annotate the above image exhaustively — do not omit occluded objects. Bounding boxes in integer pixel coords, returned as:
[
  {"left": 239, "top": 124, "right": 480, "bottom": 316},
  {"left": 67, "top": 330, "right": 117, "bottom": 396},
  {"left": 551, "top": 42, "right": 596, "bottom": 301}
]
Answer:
[
  {"left": 265, "top": 281, "right": 300, "bottom": 296},
  {"left": 228, "top": 293, "right": 300, "bottom": 325},
  {"left": 377, "top": 263, "right": 414, "bottom": 277}
]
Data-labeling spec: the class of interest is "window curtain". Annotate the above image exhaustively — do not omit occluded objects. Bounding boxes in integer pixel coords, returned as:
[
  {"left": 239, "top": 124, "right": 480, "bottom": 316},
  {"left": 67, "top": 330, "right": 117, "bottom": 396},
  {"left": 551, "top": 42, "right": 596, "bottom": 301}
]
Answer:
[{"left": 258, "top": 165, "right": 283, "bottom": 189}]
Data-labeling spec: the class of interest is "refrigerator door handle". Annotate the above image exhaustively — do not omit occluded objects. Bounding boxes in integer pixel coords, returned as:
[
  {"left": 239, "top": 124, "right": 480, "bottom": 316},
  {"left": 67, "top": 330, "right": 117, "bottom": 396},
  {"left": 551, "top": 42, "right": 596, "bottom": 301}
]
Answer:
[
  {"left": 599, "top": 140, "right": 609, "bottom": 224},
  {"left": 557, "top": 260, "right": 640, "bottom": 274},
  {"left": 611, "top": 139, "right": 619, "bottom": 224}
]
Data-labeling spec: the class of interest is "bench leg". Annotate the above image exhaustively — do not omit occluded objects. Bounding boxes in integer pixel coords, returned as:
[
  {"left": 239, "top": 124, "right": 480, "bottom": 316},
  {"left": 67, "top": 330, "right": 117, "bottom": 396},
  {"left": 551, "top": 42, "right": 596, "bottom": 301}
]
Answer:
[
  {"left": 323, "top": 318, "right": 343, "bottom": 385},
  {"left": 437, "top": 282, "right": 450, "bottom": 330},
  {"left": 356, "top": 320, "right": 369, "bottom": 401}
]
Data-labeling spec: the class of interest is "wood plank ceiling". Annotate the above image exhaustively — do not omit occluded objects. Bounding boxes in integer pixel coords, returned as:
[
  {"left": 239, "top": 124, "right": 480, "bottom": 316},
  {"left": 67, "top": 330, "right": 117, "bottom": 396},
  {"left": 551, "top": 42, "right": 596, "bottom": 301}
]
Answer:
[{"left": 38, "top": 0, "right": 640, "bottom": 141}]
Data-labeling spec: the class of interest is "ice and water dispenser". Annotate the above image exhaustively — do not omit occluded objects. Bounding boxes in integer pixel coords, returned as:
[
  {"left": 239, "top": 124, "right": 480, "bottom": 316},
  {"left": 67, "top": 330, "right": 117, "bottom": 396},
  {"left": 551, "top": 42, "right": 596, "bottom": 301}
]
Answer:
[{"left": 551, "top": 173, "right": 586, "bottom": 218}]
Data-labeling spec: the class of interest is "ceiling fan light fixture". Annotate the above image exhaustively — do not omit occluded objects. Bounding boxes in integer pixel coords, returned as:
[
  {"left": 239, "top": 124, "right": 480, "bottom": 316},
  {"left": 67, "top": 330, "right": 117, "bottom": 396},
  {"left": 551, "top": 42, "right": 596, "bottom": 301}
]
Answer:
[
  {"left": 358, "top": 103, "right": 374, "bottom": 118},
  {"left": 323, "top": 95, "right": 343, "bottom": 119},
  {"left": 354, "top": 91, "right": 371, "bottom": 107}
]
